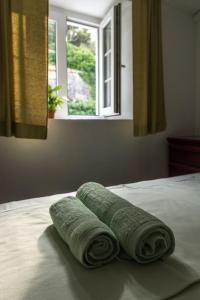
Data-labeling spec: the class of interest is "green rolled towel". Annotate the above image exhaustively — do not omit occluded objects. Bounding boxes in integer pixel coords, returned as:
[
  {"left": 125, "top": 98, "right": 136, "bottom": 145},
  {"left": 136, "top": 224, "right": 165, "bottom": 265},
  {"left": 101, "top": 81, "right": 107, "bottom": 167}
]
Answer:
[
  {"left": 77, "top": 182, "right": 175, "bottom": 264},
  {"left": 49, "top": 196, "right": 120, "bottom": 268}
]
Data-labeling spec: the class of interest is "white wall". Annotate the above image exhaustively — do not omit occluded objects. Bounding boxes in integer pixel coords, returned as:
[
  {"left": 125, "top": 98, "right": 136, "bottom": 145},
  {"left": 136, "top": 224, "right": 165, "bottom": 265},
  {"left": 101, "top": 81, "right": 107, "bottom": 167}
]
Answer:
[
  {"left": 162, "top": 2, "right": 196, "bottom": 135},
  {"left": 121, "top": 1, "right": 133, "bottom": 118},
  {"left": 0, "top": 3, "right": 196, "bottom": 203},
  {"left": 194, "top": 12, "right": 200, "bottom": 134}
]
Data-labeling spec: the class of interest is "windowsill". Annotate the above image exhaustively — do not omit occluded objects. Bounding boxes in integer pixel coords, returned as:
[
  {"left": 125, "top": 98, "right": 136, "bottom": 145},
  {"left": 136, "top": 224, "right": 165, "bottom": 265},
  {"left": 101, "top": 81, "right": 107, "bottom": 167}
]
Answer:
[{"left": 52, "top": 114, "right": 133, "bottom": 120}]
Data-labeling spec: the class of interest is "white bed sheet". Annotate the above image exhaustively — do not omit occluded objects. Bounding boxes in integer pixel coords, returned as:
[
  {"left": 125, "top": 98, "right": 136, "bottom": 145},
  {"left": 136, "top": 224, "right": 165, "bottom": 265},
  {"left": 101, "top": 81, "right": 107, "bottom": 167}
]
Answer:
[{"left": 0, "top": 173, "right": 200, "bottom": 300}]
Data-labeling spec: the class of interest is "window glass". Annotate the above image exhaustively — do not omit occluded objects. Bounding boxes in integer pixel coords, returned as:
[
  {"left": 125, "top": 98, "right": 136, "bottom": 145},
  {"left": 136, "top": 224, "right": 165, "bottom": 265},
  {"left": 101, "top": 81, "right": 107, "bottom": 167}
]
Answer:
[
  {"left": 104, "top": 22, "right": 111, "bottom": 53},
  {"left": 104, "top": 80, "right": 111, "bottom": 108},
  {"left": 103, "top": 21, "right": 112, "bottom": 108},
  {"left": 48, "top": 19, "right": 57, "bottom": 88}
]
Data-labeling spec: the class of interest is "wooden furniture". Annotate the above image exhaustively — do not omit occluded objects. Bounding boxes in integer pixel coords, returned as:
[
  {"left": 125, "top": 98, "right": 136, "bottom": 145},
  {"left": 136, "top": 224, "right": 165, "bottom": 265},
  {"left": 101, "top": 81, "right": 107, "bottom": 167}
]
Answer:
[{"left": 167, "top": 136, "right": 200, "bottom": 176}]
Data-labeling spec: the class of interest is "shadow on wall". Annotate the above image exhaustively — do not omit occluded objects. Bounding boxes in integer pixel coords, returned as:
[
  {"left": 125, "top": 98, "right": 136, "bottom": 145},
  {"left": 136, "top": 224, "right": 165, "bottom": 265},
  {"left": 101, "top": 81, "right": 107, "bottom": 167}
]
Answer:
[{"left": 0, "top": 120, "right": 170, "bottom": 203}]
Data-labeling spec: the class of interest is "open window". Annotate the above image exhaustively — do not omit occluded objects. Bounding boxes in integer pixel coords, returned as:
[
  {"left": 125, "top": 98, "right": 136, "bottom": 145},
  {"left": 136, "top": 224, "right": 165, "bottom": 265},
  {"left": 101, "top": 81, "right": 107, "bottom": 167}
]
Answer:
[
  {"left": 100, "top": 4, "right": 121, "bottom": 116},
  {"left": 48, "top": 3, "right": 122, "bottom": 118}
]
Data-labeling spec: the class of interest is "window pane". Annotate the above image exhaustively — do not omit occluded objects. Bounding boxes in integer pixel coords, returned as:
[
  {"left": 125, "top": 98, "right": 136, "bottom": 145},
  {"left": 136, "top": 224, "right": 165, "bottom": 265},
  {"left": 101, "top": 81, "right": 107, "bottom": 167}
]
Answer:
[
  {"left": 48, "top": 20, "right": 57, "bottom": 88},
  {"left": 104, "top": 22, "right": 111, "bottom": 54},
  {"left": 104, "top": 52, "right": 111, "bottom": 80},
  {"left": 67, "top": 21, "right": 97, "bottom": 116},
  {"left": 104, "top": 80, "right": 111, "bottom": 108},
  {"left": 103, "top": 21, "right": 112, "bottom": 108}
]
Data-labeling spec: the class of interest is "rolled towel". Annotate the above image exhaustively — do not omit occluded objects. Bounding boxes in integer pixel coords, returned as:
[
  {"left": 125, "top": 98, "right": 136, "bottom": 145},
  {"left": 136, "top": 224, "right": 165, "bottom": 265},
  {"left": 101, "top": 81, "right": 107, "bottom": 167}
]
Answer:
[
  {"left": 77, "top": 182, "right": 175, "bottom": 264},
  {"left": 49, "top": 196, "right": 120, "bottom": 268}
]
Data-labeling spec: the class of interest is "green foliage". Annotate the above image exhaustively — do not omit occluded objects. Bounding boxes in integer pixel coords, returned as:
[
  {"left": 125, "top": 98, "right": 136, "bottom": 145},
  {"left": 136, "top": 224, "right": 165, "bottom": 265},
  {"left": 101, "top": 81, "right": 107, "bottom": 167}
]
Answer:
[
  {"left": 67, "top": 25, "right": 92, "bottom": 48},
  {"left": 67, "top": 33, "right": 96, "bottom": 115},
  {"left": 67, "top": 43, "right": 95, "bottom": 78},
  {"left": 48, "top": 52, "right": 56, "bottom": 65},
  {"left": 68, "top": 100, "right": 96, "bottom": 115},
  {"left": 48, "top": 85, "right": 64, "bottom": 112},
  {"left": 48, "top": 21, "right": 97, "bottom": 116},
  {"left": 48, "top": 20, "right": 56, "bottom": 65},
  {"left": 67, "top": 42, "right": 96, "bottom": 100}
]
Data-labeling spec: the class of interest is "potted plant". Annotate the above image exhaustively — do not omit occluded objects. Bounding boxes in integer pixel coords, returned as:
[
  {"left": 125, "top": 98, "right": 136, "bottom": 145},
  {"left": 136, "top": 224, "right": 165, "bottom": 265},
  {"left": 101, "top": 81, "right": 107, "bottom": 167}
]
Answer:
[{"left": 48, "top": 84, "right": 64, "bottom": 118}]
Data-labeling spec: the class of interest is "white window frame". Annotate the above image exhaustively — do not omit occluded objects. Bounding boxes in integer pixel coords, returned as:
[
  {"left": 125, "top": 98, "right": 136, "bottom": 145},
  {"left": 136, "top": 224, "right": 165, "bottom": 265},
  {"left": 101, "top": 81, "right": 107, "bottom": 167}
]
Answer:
[
  {"left": 49, "top": 8, "right": 68, "bottom": 100},
  {"left": 48, "top": 19, "right": 58, "bottom": 88},
  {"left": 99, "top": 8, "right": 115, "bottom": 116},
  {"left": 48, "top": 4, "right": 133, "bottom": 120}
]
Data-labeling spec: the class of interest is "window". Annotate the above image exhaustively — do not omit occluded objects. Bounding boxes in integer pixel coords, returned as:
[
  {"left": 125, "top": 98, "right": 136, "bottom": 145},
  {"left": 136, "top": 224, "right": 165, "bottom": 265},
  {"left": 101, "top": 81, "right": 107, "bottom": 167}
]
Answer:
[
  {"left": 99, "top": 4, "right": 121, "bottom": 116},
  {"left": 48, "top": 19, "right": 57, "bottom": 88},
  {"left": 103, "top": 22, "right": 112, "bottom": 109},
  {"left": 48, "top": 4, "right": 123, "bottom": 118}
]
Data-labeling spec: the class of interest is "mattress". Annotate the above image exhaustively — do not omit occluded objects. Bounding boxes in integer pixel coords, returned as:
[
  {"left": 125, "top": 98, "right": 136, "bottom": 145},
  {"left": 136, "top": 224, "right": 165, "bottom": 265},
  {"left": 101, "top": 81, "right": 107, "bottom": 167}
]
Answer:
[{"left": 1, "top": 173, "right": 200, "bottom": 300}]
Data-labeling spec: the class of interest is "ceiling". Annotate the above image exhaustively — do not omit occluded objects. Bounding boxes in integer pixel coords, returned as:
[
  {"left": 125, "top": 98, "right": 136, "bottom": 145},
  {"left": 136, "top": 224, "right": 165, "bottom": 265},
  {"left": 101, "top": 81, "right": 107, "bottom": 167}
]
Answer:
[
  {"left": 49, "top": 0, "right": 200, "bottom": 18},
  {"left": 49, "top": 0, "right": 114, "bottom": 18}
]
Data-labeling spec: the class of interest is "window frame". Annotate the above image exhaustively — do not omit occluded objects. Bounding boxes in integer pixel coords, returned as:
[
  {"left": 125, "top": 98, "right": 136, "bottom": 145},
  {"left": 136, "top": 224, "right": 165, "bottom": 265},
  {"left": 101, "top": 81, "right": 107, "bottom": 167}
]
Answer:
[
  {"left": 48, "top": 18, "right": 58, "bottom": 88},
  {"left": 48, "top": 4, "right": 133, "bottom": 120},
  {"left": 99, "top": 4, "right": 121, "bottom": 117},
  {"left": 99, "top": 8, "right": 115, "bottom": 116},
  {"left": 48, "top": 8, "right": 68, "bottom": 102}
]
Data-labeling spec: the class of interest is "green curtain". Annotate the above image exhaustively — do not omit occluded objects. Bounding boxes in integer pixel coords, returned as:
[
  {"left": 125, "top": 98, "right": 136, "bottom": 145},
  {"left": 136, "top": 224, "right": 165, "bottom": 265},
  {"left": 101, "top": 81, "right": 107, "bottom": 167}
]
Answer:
[
  {"left": 0, "top": 0, "right": 48, "bottom": 139},
  {"left": 132, "top": 0, "right": 166, "bottom": 136}
]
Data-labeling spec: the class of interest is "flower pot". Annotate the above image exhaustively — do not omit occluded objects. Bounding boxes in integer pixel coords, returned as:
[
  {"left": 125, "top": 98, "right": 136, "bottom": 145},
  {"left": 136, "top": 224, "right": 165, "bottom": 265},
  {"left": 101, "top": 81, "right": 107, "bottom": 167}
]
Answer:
[{"left": 48, "top": 111, "right": 55, "bottom": 119}]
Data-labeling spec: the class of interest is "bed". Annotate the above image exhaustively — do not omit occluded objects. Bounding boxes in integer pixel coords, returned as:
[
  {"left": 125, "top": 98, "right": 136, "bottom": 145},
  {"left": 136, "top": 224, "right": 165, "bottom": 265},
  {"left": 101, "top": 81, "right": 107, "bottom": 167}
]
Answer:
[{"left": 1, "top": 173, "right": 200, "bottom": 300}]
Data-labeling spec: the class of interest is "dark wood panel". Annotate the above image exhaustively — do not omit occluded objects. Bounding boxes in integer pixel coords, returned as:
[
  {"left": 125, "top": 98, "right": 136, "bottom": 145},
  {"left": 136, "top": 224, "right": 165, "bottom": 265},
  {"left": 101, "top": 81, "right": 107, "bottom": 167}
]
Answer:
[
  {"left": 168, "top": 136, "right": 200, "bottom": 176},
  {"left": 169, "top": 162, "right": 200, "bottom": 177}
]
